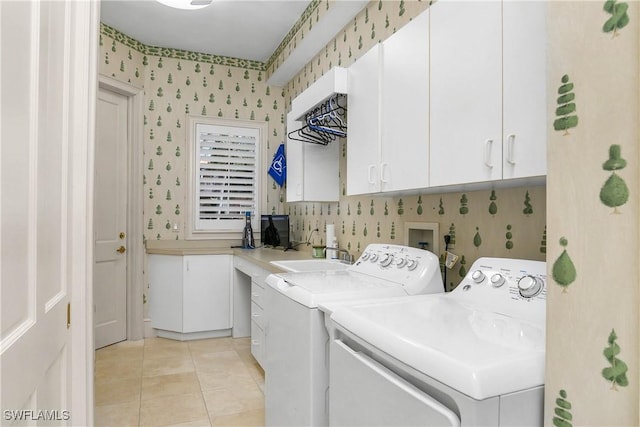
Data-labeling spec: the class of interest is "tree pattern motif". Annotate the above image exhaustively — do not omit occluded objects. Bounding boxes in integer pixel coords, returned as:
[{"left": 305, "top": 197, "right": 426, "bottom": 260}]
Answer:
[
  {"left": 505, "top": 225, "right": 513, "bottom": 250},
  {"left": 602, "top": 329, "right": 629, "bottom": 390},
  {"left": 552, "top": 237, "right": 577, "bottom": 292},
  {"left": 553, "top": 74, "right": 579, "bottom": 135},
  {"left": 523, "top": 191, "right": 534, "bottom": 215},
  {"left": 603, "top": 0, "right": 630, "bottom": 37},
  {"left": 459, "top": 194, "right": 469, "bottom": 215},
  {"left": 553, "top": 389, "right": 573, "bottom": 427},
  {"left": 600, "top": 145, "right": 629, "bottom": 214},
  {"left": 488, "top": 190, "right": 498, "bottom": 216}
]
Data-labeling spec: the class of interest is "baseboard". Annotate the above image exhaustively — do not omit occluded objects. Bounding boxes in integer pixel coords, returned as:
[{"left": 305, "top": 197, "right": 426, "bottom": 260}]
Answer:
[{"left": 143, "top": 318, "right": 156, "bottom": 338}]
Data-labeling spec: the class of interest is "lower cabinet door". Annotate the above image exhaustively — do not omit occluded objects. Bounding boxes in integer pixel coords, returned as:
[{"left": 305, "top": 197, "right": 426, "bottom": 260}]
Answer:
[
  {"left": 250, "top": 319, "right": 265, "bottom": 368},
  {"left": 183, "top": 255, "right": 232, "bottom": 333}
]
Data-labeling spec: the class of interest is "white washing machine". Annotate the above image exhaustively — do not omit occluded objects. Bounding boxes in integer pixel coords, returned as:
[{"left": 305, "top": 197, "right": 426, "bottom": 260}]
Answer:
[
  {"left": 328, "top": 257, "right": 547, "bottom": 427},
  {"left": 265, "top": 244, "right": 444, "bottom": 427}
]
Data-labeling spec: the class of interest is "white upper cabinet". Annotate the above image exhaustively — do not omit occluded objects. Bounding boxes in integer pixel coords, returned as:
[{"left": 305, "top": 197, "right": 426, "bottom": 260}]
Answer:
[
  {"left": 347, "top": 43, "right": 383, "bottom": 195},
  {"left": 381, "top": 9, "right": 430, "bottom": 193},
  {"left": 347, "top": 9, "right": 430, "bottom": 196},
  {"left": 430, "top": 0, "right": 547, "bottom": 188},
  {"left": 502, "top": 0, "right": 547, "bottom": 179},
  {"left": 429, "top": 0, "right": 503, "bottom": 187}
]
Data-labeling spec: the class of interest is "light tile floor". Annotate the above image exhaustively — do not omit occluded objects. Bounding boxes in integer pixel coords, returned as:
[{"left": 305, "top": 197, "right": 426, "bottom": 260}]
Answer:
[{"left": 94, "top": 337, "right": 265, "bottom": 427}]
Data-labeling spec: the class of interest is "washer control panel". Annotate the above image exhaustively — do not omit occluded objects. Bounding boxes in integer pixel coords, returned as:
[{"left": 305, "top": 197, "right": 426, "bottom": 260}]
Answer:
[
  {"left": 357, "top": 245, "right": 424, "bottom": 272},
  {"left": 453, "top": 257, "right": 547, "bottom": 324},
  {"left": 350, "top": 244, "right": 443, "bottom": 295}
]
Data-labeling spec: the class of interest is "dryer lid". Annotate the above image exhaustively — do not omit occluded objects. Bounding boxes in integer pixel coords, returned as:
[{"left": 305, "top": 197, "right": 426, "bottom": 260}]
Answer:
[{"left": 266, "top": 270, "right": 406, "bottom": 308}]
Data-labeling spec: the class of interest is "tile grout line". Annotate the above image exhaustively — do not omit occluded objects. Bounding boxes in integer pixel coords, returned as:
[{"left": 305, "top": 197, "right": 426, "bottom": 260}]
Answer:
[{"left": 190, "top": 340, "right": 214, "bottom": 427}]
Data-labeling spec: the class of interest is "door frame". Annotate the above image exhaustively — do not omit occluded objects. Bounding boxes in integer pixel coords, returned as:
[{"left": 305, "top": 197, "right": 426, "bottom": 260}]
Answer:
[{"left": 97, "top": 75, "right": 144, "bottom": 341}]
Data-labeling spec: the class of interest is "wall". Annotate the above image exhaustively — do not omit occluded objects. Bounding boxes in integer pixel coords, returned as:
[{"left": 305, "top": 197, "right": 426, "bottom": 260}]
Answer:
[
  {"left": 99, "top": 24, "right": 286, "bottom": 243},
  {"left": 545, "top": 2, "right": 639, "bottom": 425}
]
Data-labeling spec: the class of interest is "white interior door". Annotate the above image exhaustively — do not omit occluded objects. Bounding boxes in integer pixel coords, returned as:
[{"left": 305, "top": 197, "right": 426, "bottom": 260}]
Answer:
[
  {"left": 94, "top": 88, "right": 128, "bottom": 349},
  {"left": 1, "top": 0, "right": 98, "bottom": 423}
]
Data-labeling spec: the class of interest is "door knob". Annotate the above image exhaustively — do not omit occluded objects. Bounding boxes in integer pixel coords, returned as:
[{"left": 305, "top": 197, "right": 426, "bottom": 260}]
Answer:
[{"left": 116, "top": 246, "right": 126, "bottom": 254}]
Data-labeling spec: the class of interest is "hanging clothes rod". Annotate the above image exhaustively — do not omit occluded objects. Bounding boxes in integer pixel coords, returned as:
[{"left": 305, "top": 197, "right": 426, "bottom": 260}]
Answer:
[{"left": 287, "top": 94, "right": 347, "bottom": 146}]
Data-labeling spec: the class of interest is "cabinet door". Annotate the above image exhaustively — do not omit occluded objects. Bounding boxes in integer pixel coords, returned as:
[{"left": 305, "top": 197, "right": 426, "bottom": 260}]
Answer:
[
  {"left": 347, "top": 44, "right": 382, "bottom": 195},
  {"left": 303, "top": 139, "right": 340, "bottom": 201},
  {"left": 148, "top": 255, "right": 184, "bottom": 332},
  {"left": 286, "top": 114, "right": 340, "bottom": 202},
  {"left": 430, "top": 0, "right": 502, "bottom": 187},
  {"left": 503, "top": 0, "right": 547, "bottom": 179},
  {"left": 183, "top": 255, "right": 232, "bottom": 333},
  {"left": 285, "top": 114, "right": 304, "bottom": 202},
  {"left": 381, "top": 9, "right": 430, "bottom": 192}
]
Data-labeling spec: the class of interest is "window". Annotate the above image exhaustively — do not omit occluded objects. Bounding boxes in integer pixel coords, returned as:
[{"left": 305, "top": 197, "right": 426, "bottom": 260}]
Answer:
[{"left": 186, "top": 117, "right": 267, "bottom": 239}]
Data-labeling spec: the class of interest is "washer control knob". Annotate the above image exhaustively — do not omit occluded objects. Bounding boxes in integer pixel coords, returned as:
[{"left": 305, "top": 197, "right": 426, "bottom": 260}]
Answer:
[
  {"left": 380, "top": 254, "right": 394, "bottom": 267},
  {"left": 471, "top": 270, "right": 486, "bottom": 283},
  {"left": 406, "top": 259, "right": 418, "bottom": 271},
  {"left": 361, "top": 252, "right": 370, "bottom": 261},
  {"left": 490, "top": 273, "right": 506, "bottom": 288},
  {"left": 518, "top": 275, "right": 544, "bottom": 298},
  {"left": 369, "top": 253, "right": 378, "bottom": 262},
  {"left": 396, "top": 257, "right": 407, "bottom": 268}
]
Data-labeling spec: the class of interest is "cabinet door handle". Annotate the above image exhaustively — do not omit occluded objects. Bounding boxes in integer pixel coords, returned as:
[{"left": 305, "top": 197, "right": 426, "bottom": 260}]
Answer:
[
  {"left": 484, "top": 139, "right": 494, "bottom": 168},
  {"left": 367, "top": 165, "right": 377, "bottom": 185},
  {"left": 380, "top": 162, "right": 389, "bottom": 183},
  {"left": 506, "top": 134, "right": 516, "bottom": 165}
]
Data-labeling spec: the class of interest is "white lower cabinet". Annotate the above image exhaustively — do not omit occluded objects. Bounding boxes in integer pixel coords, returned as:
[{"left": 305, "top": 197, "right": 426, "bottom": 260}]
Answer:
[
  {"left": 250, "top": 282, "right": 266, "bottom": 367},
  {"left": 149, "top": 254, "right": 232, "bottom": 340},
  {"left": 233, "top": 257, "right": 270, "bottom": 369}
]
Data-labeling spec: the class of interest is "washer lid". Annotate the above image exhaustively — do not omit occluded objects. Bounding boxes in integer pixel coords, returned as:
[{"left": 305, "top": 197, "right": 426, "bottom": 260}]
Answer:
[
  {"left": 266, "top": 271, "right": 406, "bottom": 308},
  {"left": 331, "top": 294, "right": 545, "bottom": 400}
]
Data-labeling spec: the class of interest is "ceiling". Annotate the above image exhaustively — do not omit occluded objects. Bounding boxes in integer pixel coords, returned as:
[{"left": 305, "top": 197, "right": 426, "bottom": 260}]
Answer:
[
  {"left": 100, "top": 0, "right": 369, "bottom": 86},
  {"left": 100, "top": 0, "right": 313, "bottom": 63}
]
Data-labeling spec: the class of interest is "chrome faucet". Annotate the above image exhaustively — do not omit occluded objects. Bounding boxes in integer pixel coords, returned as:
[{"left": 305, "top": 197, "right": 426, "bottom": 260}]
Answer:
[{"left": 324, "top": 247, "right": 353, "bottom": 264}]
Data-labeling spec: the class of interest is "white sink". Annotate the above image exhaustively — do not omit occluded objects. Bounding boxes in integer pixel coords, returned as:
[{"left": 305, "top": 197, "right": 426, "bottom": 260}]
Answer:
[{"left": 271, "top": 259, "right": 351, "bottom": 273}]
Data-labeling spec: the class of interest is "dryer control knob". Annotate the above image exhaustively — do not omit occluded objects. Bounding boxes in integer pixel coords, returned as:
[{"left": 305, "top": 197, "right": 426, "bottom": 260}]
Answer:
[
  {"left": 518, "top": 275, "right": 543, "bottom": 298},
  {"left": 406, "top": 259, "right": 418, "bottom": 271},
  {"left": 380, "top": 254, "right": 394, "bottom": 267},
  {"left": 396, "top": 258, "right": 407, "bottom": 268},
  {"left": 471, "top": 270, "right": 486, "bottom": 283},
  {"left": 361, "top": 252, "right": 370, "bottom": 261},
  {"left": 369, "top": 253, "right": 379, "bottom": 262},
  {"left": 490, "top": 273, "right": 506, "bottom": 288}
]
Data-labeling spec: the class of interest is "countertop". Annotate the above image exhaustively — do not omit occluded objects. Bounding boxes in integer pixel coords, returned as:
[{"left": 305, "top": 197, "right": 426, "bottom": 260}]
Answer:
[{"left": 145, "top": 240, "right": 318, "bottom": 273}]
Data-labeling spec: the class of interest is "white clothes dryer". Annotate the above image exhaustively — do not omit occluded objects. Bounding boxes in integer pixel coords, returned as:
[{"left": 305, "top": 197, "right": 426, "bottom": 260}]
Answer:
[
  {"left": 329, "top": 257, "right": 547, "bottom": 427},
  {"left": 265, "top": 244, "right": 444, "bottom": 427}
]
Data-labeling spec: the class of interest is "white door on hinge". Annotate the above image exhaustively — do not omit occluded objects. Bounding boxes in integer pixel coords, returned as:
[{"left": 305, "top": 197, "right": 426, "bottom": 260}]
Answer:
[
  {"left": 430, "top": 0, "right": 502, "bottom": 187},
  {"left": 94, "top": 88, "right": 128, "bottom": 349},
  {"left": 1, "top": 0, "right": 97, "bottom": 423}
]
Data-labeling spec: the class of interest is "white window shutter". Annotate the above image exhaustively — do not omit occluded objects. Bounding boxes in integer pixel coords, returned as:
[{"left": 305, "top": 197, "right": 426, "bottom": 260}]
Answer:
[{"left": 195, "top": 124, "right": 259, "bottom": 231}]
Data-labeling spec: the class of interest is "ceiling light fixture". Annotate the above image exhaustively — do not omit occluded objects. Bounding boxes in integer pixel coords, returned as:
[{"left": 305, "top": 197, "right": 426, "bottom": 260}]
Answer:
[{"left": 156, "top": 0, "right": 212, "bottom": 10}]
